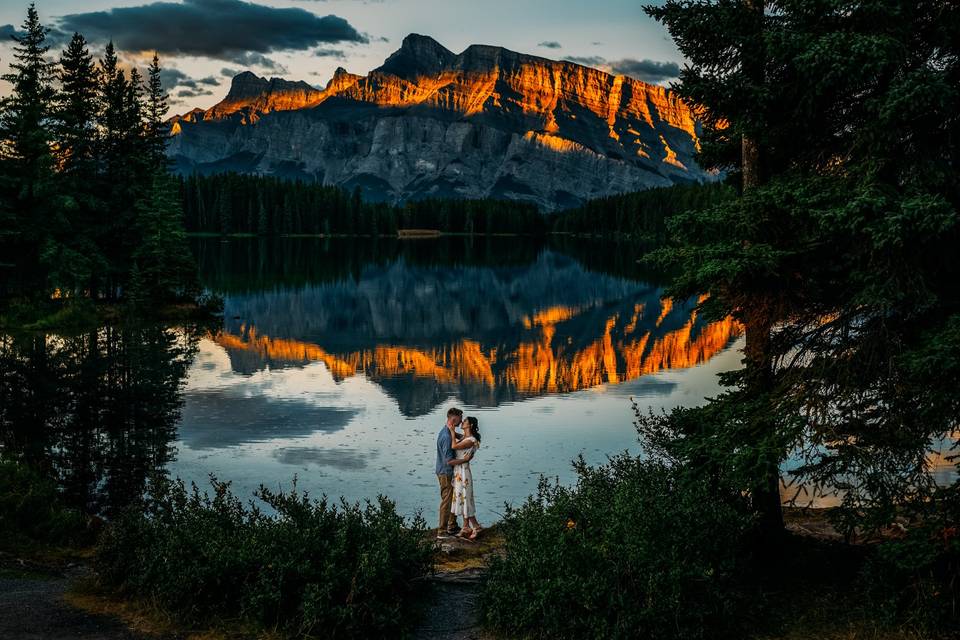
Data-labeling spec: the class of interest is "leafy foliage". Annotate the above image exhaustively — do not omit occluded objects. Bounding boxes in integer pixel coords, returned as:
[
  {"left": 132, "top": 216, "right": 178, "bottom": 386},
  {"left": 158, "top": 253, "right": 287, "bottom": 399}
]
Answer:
[
  {"left": 0, "top": 456, "right": 87, "bottom": 549},
  {"left": 481, "top": 455, "right": 753, "bottom": 640},
  {"left": 96, "top": 475, "right": 433, "bottom": 637},
  {"left": 861, "top": 488, "right": 960, "bottom": 631}
]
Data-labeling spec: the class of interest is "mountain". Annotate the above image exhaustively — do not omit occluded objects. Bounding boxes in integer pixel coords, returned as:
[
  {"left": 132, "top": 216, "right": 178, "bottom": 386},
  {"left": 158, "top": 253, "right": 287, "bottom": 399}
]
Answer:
[
  {"left": 206, "top": 250, "right": 740, "bottom": 415},
  {"left": 167, "top": 34, "right": 710, "bottom": 212}
]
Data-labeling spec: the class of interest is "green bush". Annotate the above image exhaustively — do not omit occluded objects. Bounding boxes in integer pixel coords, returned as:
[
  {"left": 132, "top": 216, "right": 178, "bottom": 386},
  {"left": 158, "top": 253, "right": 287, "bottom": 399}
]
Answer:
[
  {"left": 95, "top": 476, "right": 433, "bottom": 638},
  {"left": 861, "top": 493, "right": 960, "bottom": 632},
  {"left": 480, "top": 455, "right": 753, "bottom": 640},
  {"left": 0, "top": 457, "right": 87, "bottom": 548}
]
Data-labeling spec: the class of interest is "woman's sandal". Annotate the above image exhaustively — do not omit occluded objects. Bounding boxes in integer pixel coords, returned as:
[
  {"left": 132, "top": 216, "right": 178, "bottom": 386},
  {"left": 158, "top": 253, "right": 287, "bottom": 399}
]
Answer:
[
  {"left": 467, "top": 526, "right": 482, "bottom": 541},
  {"left": 457, "top": 527, "right": 474, "bottom": 539}
]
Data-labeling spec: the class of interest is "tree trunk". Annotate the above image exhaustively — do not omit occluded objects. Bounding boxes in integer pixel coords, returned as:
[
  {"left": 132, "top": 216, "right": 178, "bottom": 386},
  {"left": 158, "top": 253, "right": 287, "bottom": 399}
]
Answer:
[
  {"left": 743, "top": 306, "right": 784, "bottom": 535},
  {"left": 740, "top": 0, "right": 784, "bottom": 539}
]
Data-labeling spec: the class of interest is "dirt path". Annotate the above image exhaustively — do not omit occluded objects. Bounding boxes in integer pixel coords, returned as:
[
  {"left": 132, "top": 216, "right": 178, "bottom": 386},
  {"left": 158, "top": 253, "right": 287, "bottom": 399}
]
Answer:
[
  {"left": 412, "top": 531, "right": 505, "bottom": 640},
  {"left": 414, "top": 568, "right": 488, "bottom": 640},
  {"left": 0, "top": 557, "right": 149, "bottom": 640}
]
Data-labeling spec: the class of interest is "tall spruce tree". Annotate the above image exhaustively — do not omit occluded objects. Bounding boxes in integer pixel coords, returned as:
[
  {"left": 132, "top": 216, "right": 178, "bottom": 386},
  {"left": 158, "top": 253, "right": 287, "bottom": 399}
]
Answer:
[
  {"left": 132, "top": 172, "right": 198, "bottom": 304},
  {"left": 144, "top": 53, "right": 169, "bottom": 170},
  {"left": 642, "top": 0, "right": 960, "bottom": 540},
  {"left": 55, "top": 33, "right": 98, "bottom": 184},
  {"left": 0, "top": 3, "right": 57, "bottom": 288},
  {"left": 48, "top": 32, "right": 106, "bottom": 295}
]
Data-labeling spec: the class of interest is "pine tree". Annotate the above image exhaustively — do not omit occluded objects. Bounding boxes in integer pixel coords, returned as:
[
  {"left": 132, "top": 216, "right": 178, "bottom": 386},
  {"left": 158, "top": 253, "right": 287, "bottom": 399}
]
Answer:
[
  {"left": 47, "top": 32, "right": 107, "bottom": 296},
  {"left": 144, "top": 53, "right": 169, "bottom": 170},
  {"left": 96, "top": 42, "right": 126, "bottom": 184},
  {"left": 132, "top": 172, "right": 198, "bottom": 303},
  {"left": 643, "top": 0, "right": 960, "bottom": 542},
  {"left": 55, "top": 33, "right": 99, "bottom": 184},
  {"left": 0, "top": 3, "right": 57, "bottom": 263}
]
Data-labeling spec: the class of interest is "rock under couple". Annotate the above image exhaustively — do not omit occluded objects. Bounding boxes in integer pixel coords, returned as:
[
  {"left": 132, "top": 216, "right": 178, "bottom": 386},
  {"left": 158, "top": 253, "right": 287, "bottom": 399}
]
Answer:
[{"left": 435, "top": 407, "right": 483, "bottom": 541}]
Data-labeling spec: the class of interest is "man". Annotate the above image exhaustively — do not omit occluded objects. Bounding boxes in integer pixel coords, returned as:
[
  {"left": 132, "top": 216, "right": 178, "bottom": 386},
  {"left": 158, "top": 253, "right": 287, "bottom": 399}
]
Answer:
[{"left": 436, "top": 406, "right": 466, "bottom": 539}]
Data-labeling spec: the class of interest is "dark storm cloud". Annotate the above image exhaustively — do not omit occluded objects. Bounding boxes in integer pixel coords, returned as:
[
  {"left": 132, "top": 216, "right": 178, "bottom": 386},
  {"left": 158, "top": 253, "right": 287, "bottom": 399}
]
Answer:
[
  {"left": 221, "top": 67, "right": 239, "bottom": 77},
  {"left": 609, "top": 58, "right": 681, "bottom": 83},
  {"left": 564, "top": 54, "right": 681, "bottom": 83},
  {"left": 0, "top": 24, "right": 23, "bottom": 40},
  {"left": 314, "top": 47, "right": 346, "bottom": 59},
  {"left": 160, "top": 68, "right": 220, "bottom": 93},
  {"left": 177, "top": 87, "right": 215, "bottom": 98},
  {"left": 229, "top": 51, "right": 288, "bottom": 74},
  {"left": 563, "top": 55, "right": 606, "bottom": 66},
  {"left": 56, "top": 0, "right": 367, "bottom": 61},
  {"left": 538, "top": 41, "right": 561, "bottom": 49}
]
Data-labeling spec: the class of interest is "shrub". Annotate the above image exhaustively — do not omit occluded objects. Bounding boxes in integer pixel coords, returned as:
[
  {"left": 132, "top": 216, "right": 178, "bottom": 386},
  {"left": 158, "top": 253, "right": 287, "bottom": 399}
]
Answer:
[
  {"left": 480, "top": 455, "right": 753, "bottom": 640},
  {"left": 0, "top": 457, "right": 87, "bottom": 548},
  {"left": 861, "top": 491, "right": 960, "bottom": 632},
  {"left": 95, "top": 475, "right": 433, "bottom": 638}
]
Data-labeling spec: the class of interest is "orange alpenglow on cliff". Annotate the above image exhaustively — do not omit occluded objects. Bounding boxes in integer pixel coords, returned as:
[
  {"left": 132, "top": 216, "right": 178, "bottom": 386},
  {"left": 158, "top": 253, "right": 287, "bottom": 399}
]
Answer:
[
  {"left": 167, "top": 34, "right": 713, "bottom": 212},
  {"left": 211, "top": 302, "right": 742, "bottom": 408}
]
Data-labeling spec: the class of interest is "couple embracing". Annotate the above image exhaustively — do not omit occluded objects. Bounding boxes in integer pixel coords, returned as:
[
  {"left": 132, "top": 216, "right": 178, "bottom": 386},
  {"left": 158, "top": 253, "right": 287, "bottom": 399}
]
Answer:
[{"left": 435, "top": 407, "right": 483, "bottom": 540}]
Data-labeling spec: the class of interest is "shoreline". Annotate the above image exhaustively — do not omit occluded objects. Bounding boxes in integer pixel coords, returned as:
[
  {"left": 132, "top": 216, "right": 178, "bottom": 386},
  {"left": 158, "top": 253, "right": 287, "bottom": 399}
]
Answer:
[{"left": 0, "top": 299, "right": 221, "bottom": 333}]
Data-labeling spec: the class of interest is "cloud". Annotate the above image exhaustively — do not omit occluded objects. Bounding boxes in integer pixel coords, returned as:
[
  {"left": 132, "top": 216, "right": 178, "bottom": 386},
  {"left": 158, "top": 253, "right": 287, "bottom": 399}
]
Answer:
[
  {"left": 563, "top": 55, "right": 606, "bottom": 67},
  {"left": 273, "top": 447, "right": 373, "bottom": 471},
  {"left": 56, "top": 0, "right": 367, "bottom": 62},
  {"left": 0, "top": 24, "right": 23, "bottom": 40},
  {"left": 314, "top": 47, "right": 346, "bottom": 59},
  {"left": 221, "top": 67, "right": 239, "bottom": 77},
  {"left": 1, "top": 22, "right": 70, "bottom": 47},
  {"left": 178, "top": 391, "right": 359, "bottom": 449},
  {"left": 229, "top": 51, "right": 288, "bottom": 74},
  {"left": 159, "top": 68, "right": 221, "bottom": 94},
  {"left": 538, "top": 41, "right": 561, "bottom": 49},
  {"left": 564, "top": 55, "right": 681, "bottom": 84},
  {"left": 177, "top": 87, "right": 215, "bottom": 98},
  {"left": 609, "top": 58, "right": 681, "bottom": 83}
]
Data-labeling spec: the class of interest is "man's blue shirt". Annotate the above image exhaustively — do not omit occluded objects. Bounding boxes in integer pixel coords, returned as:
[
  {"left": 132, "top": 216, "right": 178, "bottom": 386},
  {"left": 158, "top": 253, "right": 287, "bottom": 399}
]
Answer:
[{"left": 436, "top": 426, "right": 454, "bottom": 476}]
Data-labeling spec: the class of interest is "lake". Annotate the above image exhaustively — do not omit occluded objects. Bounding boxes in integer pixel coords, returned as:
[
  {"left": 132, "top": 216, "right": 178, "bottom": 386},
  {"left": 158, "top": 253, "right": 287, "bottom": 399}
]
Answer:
[{"left": 0, "top": 236, "right": 744, "bottom": 523}]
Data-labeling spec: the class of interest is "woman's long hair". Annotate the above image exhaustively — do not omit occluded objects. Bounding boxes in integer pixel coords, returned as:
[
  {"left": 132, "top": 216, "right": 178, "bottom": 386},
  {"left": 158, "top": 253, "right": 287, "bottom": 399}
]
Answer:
[{"left": 465, "top": 416, "right": 481, "bottom": 443}]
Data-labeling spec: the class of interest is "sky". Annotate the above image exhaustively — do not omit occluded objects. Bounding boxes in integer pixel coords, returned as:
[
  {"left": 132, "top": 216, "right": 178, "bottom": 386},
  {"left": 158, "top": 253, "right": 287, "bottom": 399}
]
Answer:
[{"left": 0, "top": 0, "right": 683, "bottom": 112}]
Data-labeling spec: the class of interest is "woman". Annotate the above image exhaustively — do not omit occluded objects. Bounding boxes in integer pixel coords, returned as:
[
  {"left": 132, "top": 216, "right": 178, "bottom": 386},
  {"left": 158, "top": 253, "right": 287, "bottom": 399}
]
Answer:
[{"left": 449, "top": 416, "right": 482, "bottom": 540}]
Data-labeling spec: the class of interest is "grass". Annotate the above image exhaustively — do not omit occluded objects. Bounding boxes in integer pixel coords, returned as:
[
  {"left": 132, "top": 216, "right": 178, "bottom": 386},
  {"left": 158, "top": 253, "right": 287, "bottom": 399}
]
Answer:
[{"left": 64, "top": 587, "right": 280, "bottom": 640}]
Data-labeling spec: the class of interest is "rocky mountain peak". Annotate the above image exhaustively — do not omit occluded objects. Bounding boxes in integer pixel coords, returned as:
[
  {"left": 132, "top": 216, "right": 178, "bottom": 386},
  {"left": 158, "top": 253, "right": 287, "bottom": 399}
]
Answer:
[
  {"left": 376, "top": 33, "right": 456, "bottom": 79},
  {"left": 168, "top": 35, "right": 709, "bottom": 212},
  {"left": 225, "top": 71, "right": 269, "bottom": 101},
  {"left": 325, "top": 66, "right": 362, "bottom": 93}
]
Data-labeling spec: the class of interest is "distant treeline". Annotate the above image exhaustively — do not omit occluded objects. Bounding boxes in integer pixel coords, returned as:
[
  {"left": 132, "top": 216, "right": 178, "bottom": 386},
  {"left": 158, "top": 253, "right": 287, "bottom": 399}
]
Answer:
[
  {"left": 549, "top": 182, "right": 734, "bottom": 243},
  {"left": 178, "top": 173, "right": 548, "bottom": 236}
]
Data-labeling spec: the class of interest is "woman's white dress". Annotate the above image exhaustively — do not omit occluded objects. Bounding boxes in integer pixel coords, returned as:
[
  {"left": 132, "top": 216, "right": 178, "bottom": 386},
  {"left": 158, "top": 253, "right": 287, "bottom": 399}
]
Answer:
[{"left": 451, "top": 436, "right": 478, "bottom": 519}]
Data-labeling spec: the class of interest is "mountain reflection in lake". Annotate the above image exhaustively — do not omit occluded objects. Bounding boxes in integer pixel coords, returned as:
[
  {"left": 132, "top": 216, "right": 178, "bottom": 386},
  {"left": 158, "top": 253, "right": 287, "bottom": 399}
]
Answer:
[
  {"left": 0, "top": 237, "right": 745, "bottom": 523},
  {"left": 174, "top": 237, "right": 743, "bottom": 522}
]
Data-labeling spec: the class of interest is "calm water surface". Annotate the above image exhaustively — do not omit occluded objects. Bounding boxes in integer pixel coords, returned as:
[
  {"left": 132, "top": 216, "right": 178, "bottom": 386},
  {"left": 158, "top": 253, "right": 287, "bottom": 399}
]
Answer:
[
  {"left": 0, "top": 237, "right": 744, "bottom": 522},
  {"left": 171, "top": 237, "right": 742, "bottom": 522}
]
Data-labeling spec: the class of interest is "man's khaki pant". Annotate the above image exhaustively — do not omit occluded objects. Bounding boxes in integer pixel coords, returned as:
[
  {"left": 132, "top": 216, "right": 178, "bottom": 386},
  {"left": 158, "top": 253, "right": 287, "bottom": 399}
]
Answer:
[{"left": 437, "top": 474, "right": 456, "bottom": 532}]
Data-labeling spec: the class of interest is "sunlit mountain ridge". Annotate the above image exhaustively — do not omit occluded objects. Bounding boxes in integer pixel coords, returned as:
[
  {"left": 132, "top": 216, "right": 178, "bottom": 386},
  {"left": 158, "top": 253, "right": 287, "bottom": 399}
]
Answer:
[{"left": 168, "top": 34, "right": 711, "bottom": 212}]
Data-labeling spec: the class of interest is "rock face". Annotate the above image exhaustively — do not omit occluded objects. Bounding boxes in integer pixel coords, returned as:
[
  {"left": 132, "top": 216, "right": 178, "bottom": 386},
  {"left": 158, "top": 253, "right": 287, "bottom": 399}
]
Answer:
[{"left": 168, "top": 34, "right": 710, "bottom": 212}]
